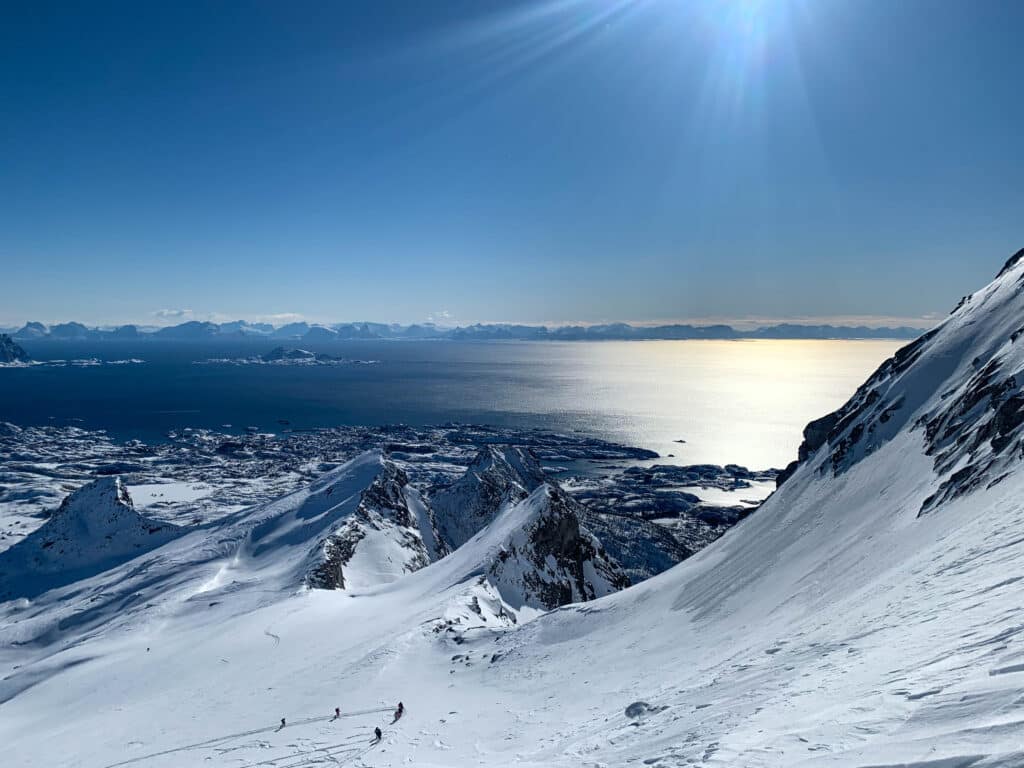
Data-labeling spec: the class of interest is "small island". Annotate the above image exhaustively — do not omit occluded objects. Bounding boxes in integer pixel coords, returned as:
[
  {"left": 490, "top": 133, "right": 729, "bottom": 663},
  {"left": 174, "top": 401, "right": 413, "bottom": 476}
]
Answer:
[{"left": 195, "top": 347, "right": 380, "bottom": 366}]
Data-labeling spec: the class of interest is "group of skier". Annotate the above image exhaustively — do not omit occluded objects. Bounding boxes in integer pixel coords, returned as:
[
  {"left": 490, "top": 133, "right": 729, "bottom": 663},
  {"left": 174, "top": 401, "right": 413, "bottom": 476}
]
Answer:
[
  {"left": 372, "top": 701, "right": 404, "bottom": 743},
  {"left": 276, "top": 701, "right": 404, "bottom": 745}
]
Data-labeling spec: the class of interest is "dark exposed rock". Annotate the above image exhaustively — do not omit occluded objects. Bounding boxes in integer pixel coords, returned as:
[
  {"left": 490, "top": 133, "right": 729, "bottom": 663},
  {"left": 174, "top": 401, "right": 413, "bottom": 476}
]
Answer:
[
  {"left": 307, "top": 460, "right": 440, "bottom": 590},
  {"left": 0, "top": 334, "right": 29, "bottom": 363},
  {"left": 487, "top": 484, "right": 629, "bottom": 610},
  {"left": 776, "top": 249, "right": 1024, "bottom": 520},
  {"left": 307, "top": 525, "right": 366, "bottom": 590},
  {"left": 776, "top": 327, "right": 938, "bottom": 487},
  {"left": 995, "top": 246, "right": 1024, "bottom": 279},
  {"left": 581, "top": 510, "right": 692, "bottom": 584}
]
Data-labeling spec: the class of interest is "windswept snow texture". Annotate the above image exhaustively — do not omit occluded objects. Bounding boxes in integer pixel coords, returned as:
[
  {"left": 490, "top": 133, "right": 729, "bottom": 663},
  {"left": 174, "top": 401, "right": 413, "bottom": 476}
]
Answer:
[{"left": 8, "top": 253, "right": 1024, "bottom": 766}]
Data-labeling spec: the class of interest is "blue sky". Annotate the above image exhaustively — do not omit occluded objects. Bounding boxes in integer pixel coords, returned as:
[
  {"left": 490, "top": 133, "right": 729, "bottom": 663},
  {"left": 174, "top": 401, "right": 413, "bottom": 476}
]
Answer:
[{"left": 2, "top": 0, "right": 1021, "bottom": 327}]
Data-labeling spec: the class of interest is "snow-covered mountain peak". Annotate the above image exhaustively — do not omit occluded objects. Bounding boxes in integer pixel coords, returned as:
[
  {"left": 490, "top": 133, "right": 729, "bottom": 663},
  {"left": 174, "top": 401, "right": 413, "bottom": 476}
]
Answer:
[
  {"left": 470, "top": 444, "right": 547, "bottom": 485},
  {"left": 431, "top": 444, "right": 547, "bottom": 549},
  {"left": 303, "top": 453, "right": 442, "bottom": 591},
  {"left": 0, "top": 476, "right": 181, "bottom": 599},
  {"left": 54, "top": 474, "right": 133, "bottom": 520}
]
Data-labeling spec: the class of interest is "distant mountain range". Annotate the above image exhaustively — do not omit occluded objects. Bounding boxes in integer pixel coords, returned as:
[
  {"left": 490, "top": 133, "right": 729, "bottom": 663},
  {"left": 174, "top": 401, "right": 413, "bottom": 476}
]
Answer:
[{"left": 1, "top": 319, "right": 925, "bottom": 342}]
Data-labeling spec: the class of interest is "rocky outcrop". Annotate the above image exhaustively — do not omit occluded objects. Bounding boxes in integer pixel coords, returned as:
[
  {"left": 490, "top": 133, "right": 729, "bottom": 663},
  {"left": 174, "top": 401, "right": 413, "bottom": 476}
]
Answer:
[
  {"left": 580, "top": 511, "right": 691, "bottom": 585},
  {"left": 431, "top": 446, "right": 547, "bottom": 550},
  {"left": 306, "top": 460, "right": 442, "bottom": 590},
  {"left": 775, "top": 324, "right": 944, "bottom": 487},
  {"left": 995, "top": 246, "right": 1024, "bottom": 278},
  {"left": 486, "top": 484, "right": 629, "bottom": 610},
  {"left": 0, "top": 334, "right": 30, "bottom": 363}
]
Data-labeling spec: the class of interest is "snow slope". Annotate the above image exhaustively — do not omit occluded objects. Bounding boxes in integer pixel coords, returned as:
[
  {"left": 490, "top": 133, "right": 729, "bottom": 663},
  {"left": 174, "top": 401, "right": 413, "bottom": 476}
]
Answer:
[{"left": 3, "top": 252, "right": 1024, "bottom": 766}]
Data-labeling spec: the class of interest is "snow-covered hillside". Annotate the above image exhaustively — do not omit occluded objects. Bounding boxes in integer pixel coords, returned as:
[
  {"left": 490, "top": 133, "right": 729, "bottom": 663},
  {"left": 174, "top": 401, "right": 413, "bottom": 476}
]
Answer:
[{"left": 3, "top": 252, "right": 1024, "bottom": 767}]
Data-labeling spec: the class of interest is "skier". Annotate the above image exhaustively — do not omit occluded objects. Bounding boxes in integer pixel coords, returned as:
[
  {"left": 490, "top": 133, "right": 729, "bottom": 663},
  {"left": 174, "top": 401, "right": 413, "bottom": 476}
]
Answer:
[
  {"left": 372, "top": 726, "right": 382, "bottom": 744},
  {"left": 392, "top": 701, "right": 404, "bottom": 723},
  {"left": 277, "top": 718, "right": 286, "bottom": 731},
  {"left": 334, "top": 707, "right": 340, "bottom": 719}
]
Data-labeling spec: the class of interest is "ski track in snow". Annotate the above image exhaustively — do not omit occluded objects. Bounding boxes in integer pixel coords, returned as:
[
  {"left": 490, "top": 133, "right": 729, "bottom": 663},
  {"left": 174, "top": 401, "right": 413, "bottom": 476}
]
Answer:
[{"left": 98, "top": 707, "right": 393, "bottom": 768}]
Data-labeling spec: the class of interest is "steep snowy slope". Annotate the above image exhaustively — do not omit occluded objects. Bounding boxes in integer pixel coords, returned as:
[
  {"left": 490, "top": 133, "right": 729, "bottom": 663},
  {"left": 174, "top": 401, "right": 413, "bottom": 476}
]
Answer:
[{"left": 4, "top": 253, "right": 1024, "bottom": 767}]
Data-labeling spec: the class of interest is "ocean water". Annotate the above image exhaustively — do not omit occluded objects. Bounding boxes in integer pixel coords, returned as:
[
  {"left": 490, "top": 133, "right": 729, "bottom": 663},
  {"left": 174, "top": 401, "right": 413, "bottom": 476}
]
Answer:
[{"left": 0, "top": 339, "right": 904, "bottom": 469}]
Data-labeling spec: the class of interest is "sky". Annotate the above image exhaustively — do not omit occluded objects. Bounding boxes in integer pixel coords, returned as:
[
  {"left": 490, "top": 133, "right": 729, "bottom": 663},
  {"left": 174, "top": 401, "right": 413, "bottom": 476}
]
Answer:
[{"left": 1, "top": 0, "right": 1021, "bottom": 328}]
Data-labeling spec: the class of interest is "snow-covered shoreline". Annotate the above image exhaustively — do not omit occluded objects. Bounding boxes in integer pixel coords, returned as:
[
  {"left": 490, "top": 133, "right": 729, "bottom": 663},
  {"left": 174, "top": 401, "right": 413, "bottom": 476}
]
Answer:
[
  {"left": 0, "top": 422, "right": 773, "bottom": 583},
  {"left": 0, "top": 358, "right": 145, "bottom": 368}
]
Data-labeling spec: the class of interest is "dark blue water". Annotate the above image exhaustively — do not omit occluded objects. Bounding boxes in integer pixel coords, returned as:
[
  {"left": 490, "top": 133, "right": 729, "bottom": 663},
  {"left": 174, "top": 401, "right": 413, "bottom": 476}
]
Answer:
[
  {"left": 0, "top": 338, "right": 900, "bottom": 467},
  {"left": 0, "top": 340, "right": 582, "bottom": 442}
]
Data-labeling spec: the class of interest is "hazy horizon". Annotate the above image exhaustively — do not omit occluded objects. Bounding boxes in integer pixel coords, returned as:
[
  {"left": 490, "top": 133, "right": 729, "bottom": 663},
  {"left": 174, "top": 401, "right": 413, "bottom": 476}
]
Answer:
[{"left": 1, "top": 311, "right": 939, "bottom": 332}]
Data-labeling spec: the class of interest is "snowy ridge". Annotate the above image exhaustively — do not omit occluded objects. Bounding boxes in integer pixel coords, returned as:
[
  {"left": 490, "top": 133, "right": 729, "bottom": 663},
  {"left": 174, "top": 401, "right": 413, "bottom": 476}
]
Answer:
[
  {"left": 304, "top": 456, "right": 441, "bottom": 591},
  {"left": 778, "top": 247, "right": 1024, "bottom": 518},
  {"left": 430, "top": 445, "right": 547, "bottom": 550},
  {"left": 484, "top": 483, "right": 629, "bottom": 611}
]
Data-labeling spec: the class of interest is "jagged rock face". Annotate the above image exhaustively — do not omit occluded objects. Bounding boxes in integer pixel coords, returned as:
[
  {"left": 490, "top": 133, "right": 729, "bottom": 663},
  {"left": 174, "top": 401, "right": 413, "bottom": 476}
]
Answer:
[
  {"left": 916, "top": 354, "right": 1024, "bottom": 514},
  {"left": 487, "top": 484, "right": 629, "bottom": 611},
  {"left": 777, "top": 248, "right": 1024, "bottom": 517},
  {"left": 580, "top": 510, "right": 692, "bottom": 584},
  {"left": 0, "top": 334, "right": 30, "bottom": 363},
  {"left": 431, "top": 446, "right": 547, "bottom": 550},
  {"left": 0, "top": 477, "right": 181, "bottom": 599},
  {"left": 775, "top": 330, "right": 939, "bottom": 487},
  {"left": 307, "top": 461, "right": 441, "bottom": 590},
  {"left": 306, "top": 527, "right": 366, "bottom": 590}
]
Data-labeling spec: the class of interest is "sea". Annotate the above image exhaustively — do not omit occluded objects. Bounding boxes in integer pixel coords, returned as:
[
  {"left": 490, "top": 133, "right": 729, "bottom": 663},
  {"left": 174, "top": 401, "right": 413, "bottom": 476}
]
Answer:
[{"left": 0, "top": 339, "right": 905, "bottom": 470}]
